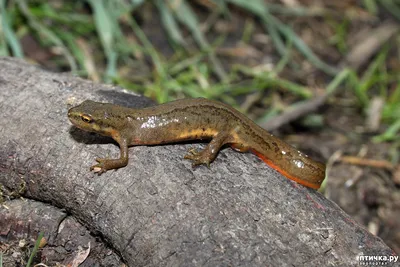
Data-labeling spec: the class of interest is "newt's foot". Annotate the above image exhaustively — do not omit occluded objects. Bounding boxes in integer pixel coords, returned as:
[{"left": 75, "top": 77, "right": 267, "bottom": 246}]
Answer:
[
  {"left": 90, "top": 157, "right": 128, "bottom": 174},
  {"left": 90, "top": 158, "right": 111, "bottom": 174},
  {"left": 184, "top": 148, "right": 211, "bottom": 168}
]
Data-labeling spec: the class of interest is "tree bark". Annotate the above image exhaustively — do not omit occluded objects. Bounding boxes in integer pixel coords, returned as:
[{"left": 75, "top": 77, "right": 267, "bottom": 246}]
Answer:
[{"left": 0, "top": 57, "right": 396, "bottom": 266}]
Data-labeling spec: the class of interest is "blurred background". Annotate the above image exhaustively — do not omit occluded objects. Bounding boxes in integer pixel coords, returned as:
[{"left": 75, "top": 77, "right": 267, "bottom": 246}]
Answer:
[{"left": 1, "top": 0, "right": 399, "bottom": 257}]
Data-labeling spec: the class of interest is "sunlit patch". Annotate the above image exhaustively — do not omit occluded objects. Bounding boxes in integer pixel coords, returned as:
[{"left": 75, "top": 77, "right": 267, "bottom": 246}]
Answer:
[
  {"left": 140, "top": 116, "right": 180, "bottom": 129},
  {"left": 292, "top": 159, "right": 305, "bottom": 169},
  {"left": 297, "top": 150, "right": 307, "bottom": 157}
]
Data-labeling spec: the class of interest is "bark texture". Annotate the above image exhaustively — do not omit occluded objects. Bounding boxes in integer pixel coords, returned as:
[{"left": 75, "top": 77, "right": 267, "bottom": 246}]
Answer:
[{"left": 0, "top": 58, "right": 396, "bottom": 266}]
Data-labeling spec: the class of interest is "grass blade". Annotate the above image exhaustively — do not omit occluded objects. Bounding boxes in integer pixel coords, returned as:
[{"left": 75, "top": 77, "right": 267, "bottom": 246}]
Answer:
[
  {"left": 88, "top": 0, "right": 118, "bottom": 82},
  {"left": 228, "top": 0, "right": 339, "bottom": 75},
  {"left": 169, "top": 0, "right": 226, "bottom": 80},
  {"left": 26, "top": 232, "right": 44, "bottom": 267},
  {"left": 16, "top": 0, "right": 77, "bottom": 71},
  {"left": 0, "top": 0, "right": 24, "bottom": 57},
  {"left": 155, "top": 0, "right": 186, "bottom": 46}
]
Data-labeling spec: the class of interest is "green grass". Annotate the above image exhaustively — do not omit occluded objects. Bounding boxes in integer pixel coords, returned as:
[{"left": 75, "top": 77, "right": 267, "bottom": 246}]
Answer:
[
  {"left": 346, "top": 45, "right": 400, "bottom": 142},
  {"left": 0, "top": 0, "right": 399, "bottom": 140},
  {"left": 26, "top": 232, "right": 44, "bottom": 267}
]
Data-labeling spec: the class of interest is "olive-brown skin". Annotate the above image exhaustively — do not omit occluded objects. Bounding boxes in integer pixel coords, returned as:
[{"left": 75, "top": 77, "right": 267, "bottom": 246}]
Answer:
[{"left": 68, "top": 98, "right": 326, "bottom": 189}]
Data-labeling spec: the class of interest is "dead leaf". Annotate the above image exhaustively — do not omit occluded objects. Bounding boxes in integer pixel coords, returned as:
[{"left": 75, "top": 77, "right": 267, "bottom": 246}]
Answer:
[{"left": 70, "top": 242, "right": 91, "bottom": 267}]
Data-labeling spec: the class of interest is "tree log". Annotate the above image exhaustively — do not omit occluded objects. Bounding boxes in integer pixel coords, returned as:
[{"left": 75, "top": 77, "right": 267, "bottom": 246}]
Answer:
[{"left": 0, "top": 58, "right": 396, "bottom": 266}]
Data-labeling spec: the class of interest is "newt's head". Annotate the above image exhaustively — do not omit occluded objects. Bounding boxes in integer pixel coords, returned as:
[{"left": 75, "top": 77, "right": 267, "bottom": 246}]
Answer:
[{"left": 68, "top": 100, "right": 131, "bottom": 137}]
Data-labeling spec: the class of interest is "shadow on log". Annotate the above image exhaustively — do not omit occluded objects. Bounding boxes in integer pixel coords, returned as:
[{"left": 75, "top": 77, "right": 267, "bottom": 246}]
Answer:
[{"left": 0, "top": 58, "right": 396, "bottom": 266}]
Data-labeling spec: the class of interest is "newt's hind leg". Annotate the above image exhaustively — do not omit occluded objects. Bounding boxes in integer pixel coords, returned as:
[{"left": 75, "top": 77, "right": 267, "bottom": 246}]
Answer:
[
  {"left": 230, "top": 142, "right": 251, "bottom": 153},
  {"left": 184, "top": 131, "right": 232, "bottom": 167}
]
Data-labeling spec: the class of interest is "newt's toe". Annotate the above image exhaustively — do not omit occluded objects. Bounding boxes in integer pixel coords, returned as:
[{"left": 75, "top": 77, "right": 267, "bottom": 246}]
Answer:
[
  {"left": 184, "top": 149, "right": 211, "bottom": 167},
  {"left": 90, "top": 158, "right": 108, "bottom": 174}
]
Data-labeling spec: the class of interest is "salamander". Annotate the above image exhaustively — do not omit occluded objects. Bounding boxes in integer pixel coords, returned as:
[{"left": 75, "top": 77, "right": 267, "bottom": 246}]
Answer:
[{"left": 68, "top": 98, "right": 326, "bottom": 189}]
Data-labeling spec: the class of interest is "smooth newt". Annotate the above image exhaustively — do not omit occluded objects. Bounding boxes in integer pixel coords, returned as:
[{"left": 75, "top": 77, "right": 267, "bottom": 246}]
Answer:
[{"left": 68, "top": 98, "right": 326, "bottom": 189}]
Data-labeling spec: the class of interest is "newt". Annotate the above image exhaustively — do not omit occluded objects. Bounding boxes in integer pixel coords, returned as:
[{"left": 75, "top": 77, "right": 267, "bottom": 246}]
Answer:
[{"left": 68, "top": 98, "right": 326, "bottom": 189}]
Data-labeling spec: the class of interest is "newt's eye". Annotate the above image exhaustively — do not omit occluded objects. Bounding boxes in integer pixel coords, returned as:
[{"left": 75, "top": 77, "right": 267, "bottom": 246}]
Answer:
[{"left": 81, "top": 115, "right": 93, "bottom": 123}]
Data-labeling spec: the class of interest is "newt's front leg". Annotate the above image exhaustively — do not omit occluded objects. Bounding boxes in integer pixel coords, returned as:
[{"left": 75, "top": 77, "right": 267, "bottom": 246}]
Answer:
[{"left": 91, "top": 137, "right": 129, "bottom": 174}]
